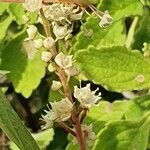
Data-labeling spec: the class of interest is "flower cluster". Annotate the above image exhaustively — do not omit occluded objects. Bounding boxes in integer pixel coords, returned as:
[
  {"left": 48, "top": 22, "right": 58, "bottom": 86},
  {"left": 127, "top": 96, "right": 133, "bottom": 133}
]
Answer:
[{"left": 41, "top": 97, "right": 73, "bottom": 129}]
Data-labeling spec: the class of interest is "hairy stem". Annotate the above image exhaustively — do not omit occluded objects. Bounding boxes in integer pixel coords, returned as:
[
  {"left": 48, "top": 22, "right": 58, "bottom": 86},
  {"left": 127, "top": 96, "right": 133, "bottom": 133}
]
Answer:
[{"left": 40, "top": 8, "right": 86, "bottom": 150}]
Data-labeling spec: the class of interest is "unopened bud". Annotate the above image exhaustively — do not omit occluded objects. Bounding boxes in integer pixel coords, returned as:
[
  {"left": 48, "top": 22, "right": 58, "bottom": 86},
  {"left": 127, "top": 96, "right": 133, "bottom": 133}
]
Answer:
[
  {"left": 51, "top": 80, "right": 62, "bottom": 91},
  {"left": 41, "top": 51, "right": 52, "bottom": 62},
  {"left": 43, "top": 37, "right": 55, "bottom": 49},
  {"left": 34, "top": 39, "right": 43, "bottom": 49}
]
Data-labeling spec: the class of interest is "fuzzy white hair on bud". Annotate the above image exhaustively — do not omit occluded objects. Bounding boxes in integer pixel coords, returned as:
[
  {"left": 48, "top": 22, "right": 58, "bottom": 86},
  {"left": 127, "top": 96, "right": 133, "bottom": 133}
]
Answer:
[
  {"left": 41, "top": 51, "right": 52, "bottom": 62},
  {"left": 24, "top": 0, "right": 42, "bottom": 12}
]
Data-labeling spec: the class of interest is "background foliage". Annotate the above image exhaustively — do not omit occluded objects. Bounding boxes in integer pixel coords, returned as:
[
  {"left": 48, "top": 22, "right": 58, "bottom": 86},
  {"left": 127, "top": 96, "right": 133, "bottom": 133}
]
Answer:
[{"left": 0, "top": 0, "right": 150, "bottom": 149}]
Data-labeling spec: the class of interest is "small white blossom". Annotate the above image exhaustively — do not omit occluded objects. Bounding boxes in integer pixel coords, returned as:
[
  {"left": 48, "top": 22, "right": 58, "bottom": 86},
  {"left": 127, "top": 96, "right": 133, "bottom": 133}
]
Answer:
[
  {"left": 48, "top": 63, "right": 56, "bottom": 72},
  {"left": 55, "top": 52, "right": 73, "bottom": 69},
  {"left": 70, "top": 6, "right": 84, "bottom": 20},
  {"left": 24, "top": 0, "right": 42, "bottom": 12},
  {"left": 82, "top": 124, "right": 96, "bottom": 146},
  {"left": 25, "top": 25, "right": 37, "bottom": 41},
  {"left": 41, "top": 51, "right": 52, "bottom": 62},
  {"left": 43, "top": 4, "right": 70, "bottom": 22},
  {"left": 41, "top": 98, "right": 73, "bottom": 129},
  {"left": 51, "top": 98, "right": 73, "bottom": 121},
  {"left": 33, "top": 39, "right": 43, "bottom": 49},
  {"left": 41, "top": 110, "right": 57, "bottom": 129},
  {"left": 65, "top": 66, "right": 79, "bottom": 76},
  {"left": 99, "top": 11, "right": 112, "bottom": 27},
  {"left": 74, "top": 83, "right": 101, "bottom": 108},
  {"left": 43, "top": 37, "right": 55, "bottom": 49},
  {"left": 52, "top": 22, "right": 73, "bottom": 40},
  {"left": 51, "top": 80, "right": 62, "bottom": 91}
]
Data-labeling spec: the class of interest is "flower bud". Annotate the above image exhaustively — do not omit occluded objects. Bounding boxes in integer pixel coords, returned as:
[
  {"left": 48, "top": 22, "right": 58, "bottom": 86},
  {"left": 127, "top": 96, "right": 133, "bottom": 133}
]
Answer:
[
  {"left": 41, "top": 51, "right": 52, "bottom": 62},
  {"left": 43, "top": 37, "right": 55, "bottom": 49},
  {"left": 51, "top": 80, "right": 62, "bottom": 91},
  {"left": 24, "top": 0, "right": 42, "bottom": 12},
  {"left": 34, "top": 39, "right": 43, "bottom": 49},
  {"left": 55, "top": 52, "right": 73, "bottom": 69},
  {"left": 48, "top": 63, "right": 56, "bottom": 72},
  {"left": 25, "top": 25, "right": 37, "bottom": 41}
]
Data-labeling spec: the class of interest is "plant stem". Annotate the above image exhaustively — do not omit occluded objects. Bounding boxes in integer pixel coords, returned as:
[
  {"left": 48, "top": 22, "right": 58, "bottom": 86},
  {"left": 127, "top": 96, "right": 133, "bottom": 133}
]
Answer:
[
  {"left": 126, "top": 16, "right": 139, "bottom": 49},
  {"left": 40, "top": 8, "right": 86, "bottom": 150}
]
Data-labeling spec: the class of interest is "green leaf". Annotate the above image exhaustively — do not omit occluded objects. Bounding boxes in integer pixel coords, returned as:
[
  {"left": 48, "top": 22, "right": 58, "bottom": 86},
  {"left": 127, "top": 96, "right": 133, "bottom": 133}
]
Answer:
[
  {"left": 73, "top": 19, "right": 126, "bottom": 51},
  {"left": 9, "top": 4, "right": 25, "bottom": 25},
  {"left": 0, "top": 15, "right": 13, "bottom": 41},
  {"left": 132, "top": 6, "right": 150, "bottom": 50},
  {"left": 10, "top": 129, "right": 54, "bottom": 149},
  {"left": 75, "top": 46, "right": 150, "bottom": 92},
  {"left": 0, "top": 3, "right": 9, "bottom": 15},
  {"left": 0, "top": 30, "right": 46, "bottom": 98},
  {"left": 99, "top": 0, "right": 143, "bottom": 21},
  {"left": 9, "top": 4, "right": 38, "bottom": 25},
  {"left": 93, "top": 113, "right": 150, "bottom": 150},
  {"left": 0, "top": 90, "right": 40, "bottom": 150}
]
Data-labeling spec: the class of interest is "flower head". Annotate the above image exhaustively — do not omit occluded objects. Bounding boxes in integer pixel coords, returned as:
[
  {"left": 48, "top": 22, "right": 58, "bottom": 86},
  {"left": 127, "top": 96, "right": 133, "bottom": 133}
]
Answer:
[
  {"left": 51, "top": 98, "right": 73, "bottom": 121},
  {"left": 43, "top": 37, "right": 55, "bottom": 49},
  {"left": 41, "top": 98, "right": 73, "bottom": 129},
  {"left": 51, "top": 80, "right": 62, "bottom": 91},
  {"left": 99, "top": 11, "right": 112, "bottom": 27},
  {"left": 25, "top": 25, "right": 37, "bottom": 41},
  {"left": 41, "top": 51, "right": 52, "bottom": 62},
  {"left": 74, "top": 83, "right": 101, "bottom": 108},
  {"left": 55, "top": 52, "right": 73, "bottom": 69},
  {"left": 82, "top": 124, "right": 96, "bottom": 146},
  {"left": 52, "top": 22, "right": 73, "bottom": 40},
  {"left": 24, "top": 0, "right": 42, "bottom": 12}
]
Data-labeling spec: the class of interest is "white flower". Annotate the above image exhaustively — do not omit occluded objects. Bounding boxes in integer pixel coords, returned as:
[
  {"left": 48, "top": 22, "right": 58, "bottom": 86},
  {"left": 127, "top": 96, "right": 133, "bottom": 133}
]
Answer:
[
  {"left": 24, "top": 0, "right": 42, "bottom": 12},
  {"left": 41, "top": 51, "right": 52, "bottom": 62},
  {"left": 70, "top": 6, "right": 84, "bottom": 20},
  {"left": 34, "top": 39, "right": 43, "bottom": 49},
  {"left": 51, "top": 98, "right": 73, "bottom": 121},
  {"left": 65, "top": 66, "right": 79, "bottom": 76},
  {"left": 51, "top": 80, "right": 62, "bottom": 91},
  {"left": 43, "top": 4, "right": 70, "bottom": 22},
  {"left": 41, "top": 110, "right": 57, "bottom": 129},
  {"left": 55, "top": 52, "right": 73, "bottom": 69},
  {"left": 25, "top": 25, "right": 37, "bottom": 41},
  {"left": 52, "top": 22, "right": 73, "bottom": 40},
  {"left": 99, "top": 11, "right": 112, "bottom": 27},
  {"left": 41, "top": 98, "right": 73, "bottom": 129},
  {"left": 74, "top": 83, "right": 101, "bottom": 108},
  {"left": 43, "top": 37, "right": 55, "bottom": 49},
  {"left": 82, "top": 124, "right": 96, "bottom": 146}
]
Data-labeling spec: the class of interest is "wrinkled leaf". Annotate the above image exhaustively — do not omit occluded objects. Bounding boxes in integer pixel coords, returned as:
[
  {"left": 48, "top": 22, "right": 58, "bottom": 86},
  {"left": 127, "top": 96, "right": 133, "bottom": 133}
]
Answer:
[
  {"left": 75, "top": 46, "right": 150, "bottom": 92},
  {"left": 0, "top": 30, "right": 46, "bottom": 98}
]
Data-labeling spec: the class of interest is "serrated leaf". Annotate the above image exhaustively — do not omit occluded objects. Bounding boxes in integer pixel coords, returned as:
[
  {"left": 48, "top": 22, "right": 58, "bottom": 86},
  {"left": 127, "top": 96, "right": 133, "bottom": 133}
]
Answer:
[
  {"left": 0, "top": 90, "right": 40, "bottom": 150},
  {"left": 0, "top": 31, "right": 46, "bottom": 98},
  {"left": 99, "top": 0, "right": 143, "bottom": 21},
  {"left": 73, "top": 19, "right": 126, "bottom": 51},
  {"left": 75, "top": 46, "right": 150, "bottom": 92},
  {"left": 93, "top": 113, "right": 150, "bottom": 150},
  {"left": 0, "top": 15, "right": 13, "bottom": 41}
]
